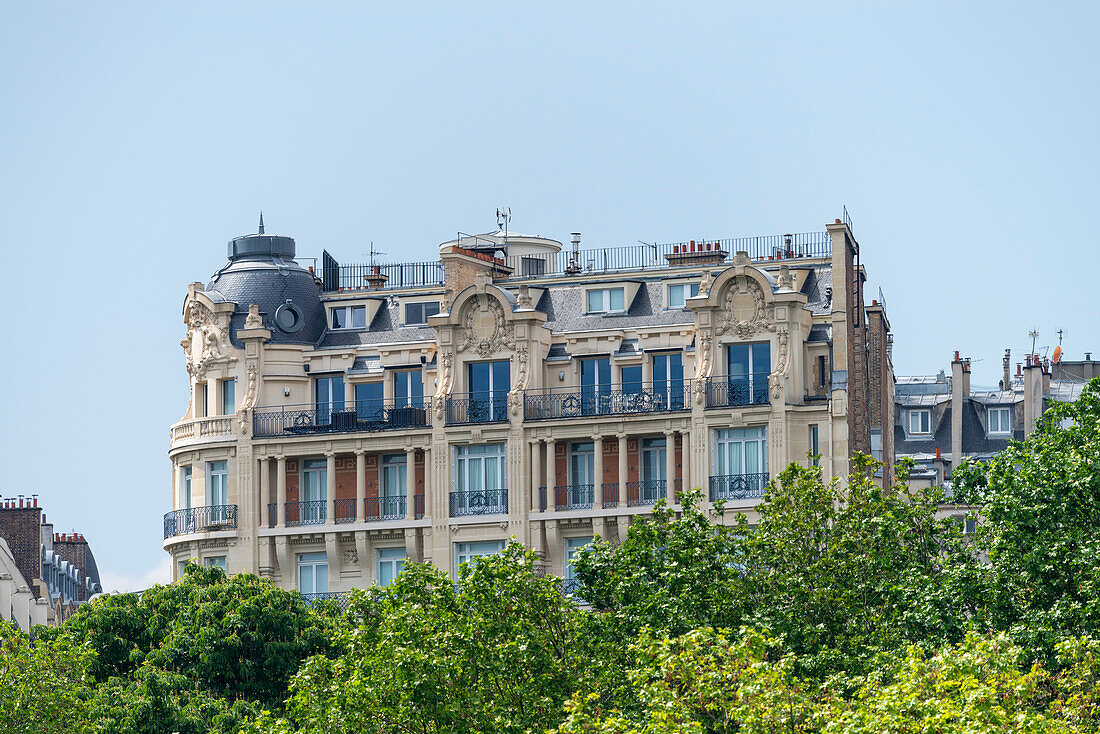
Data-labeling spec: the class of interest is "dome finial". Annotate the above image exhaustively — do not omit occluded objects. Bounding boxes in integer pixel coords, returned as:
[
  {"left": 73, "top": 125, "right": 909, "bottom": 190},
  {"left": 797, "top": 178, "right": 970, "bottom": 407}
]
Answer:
[{"left": 258, "top": 211, "right": 265, "bottom": 234}]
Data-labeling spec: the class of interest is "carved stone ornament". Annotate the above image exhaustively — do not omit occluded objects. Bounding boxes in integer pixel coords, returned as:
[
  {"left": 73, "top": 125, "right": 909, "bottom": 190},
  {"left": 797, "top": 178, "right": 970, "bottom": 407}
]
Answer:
[
  {"left": 343, "top": 547, "right": 359, "bottom": 567},
  {"left": 769, "top": 327, "right": 791, "bottom": 401},
  {"left": 184, "top": 301, "right": 231, "bottom": 378},
  {"left": 515, "top": 344, "right": 530, "bottom": 390},
  {"left": 244, "top": 303, "right": 264, "bottom": 329},
  {"left": 700, "top": 269, "right": 715, "bottom": 296},
  {"left": 237, "top": 363, "right": 259, "bottom": 432},
  {"left": 507, "top": 389, "right": 523, "bottom": 418},
  {"left": 456, "top": 294, "right": 515, "bottom": 358},
  {"left": 715, "top": 275, "right": 775, "bottom": 339},
  {"left": 697, "top": 333, "right": 713, "bottom": 380},
  {"left": 517, "top": 284, "right": 532, "bottom": 308}
]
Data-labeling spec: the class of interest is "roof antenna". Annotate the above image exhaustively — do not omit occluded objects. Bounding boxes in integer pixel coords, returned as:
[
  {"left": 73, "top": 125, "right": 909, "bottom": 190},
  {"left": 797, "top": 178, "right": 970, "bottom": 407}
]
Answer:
[
  {"left": 1029, "top": 329, "right": 1039, "bottom": 357},
  {"left": 258, "top": 211, "right": 265, "bottom": 235}
]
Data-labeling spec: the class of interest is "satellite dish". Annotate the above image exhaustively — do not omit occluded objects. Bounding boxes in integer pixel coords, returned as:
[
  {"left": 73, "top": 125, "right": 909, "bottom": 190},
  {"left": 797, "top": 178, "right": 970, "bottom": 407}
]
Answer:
[{"left": 1053, "top": 345, "right": 1062, "bottom": 364}]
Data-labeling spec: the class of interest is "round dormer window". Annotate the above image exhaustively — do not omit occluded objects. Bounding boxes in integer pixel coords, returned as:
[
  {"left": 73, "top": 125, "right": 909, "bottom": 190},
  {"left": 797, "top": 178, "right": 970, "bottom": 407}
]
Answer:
[{"left": 274, "top": 301, "right": 304, "bottom": 333}]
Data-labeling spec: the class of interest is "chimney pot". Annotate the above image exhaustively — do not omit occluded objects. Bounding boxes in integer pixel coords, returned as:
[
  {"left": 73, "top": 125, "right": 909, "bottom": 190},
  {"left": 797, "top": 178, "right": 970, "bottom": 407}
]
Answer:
[
  {"left": 936, "top": 447, "right": 941, "bottom": 459},
  {"left": 1087, "top": 352, "right": 1093, "bottom": 361},
  {"left": 835, "top": 218, "right": 842, "bottom": 224},
  {"left": 1017, "top": 363, "right": 1022, "bottom": 376},
  {"left": 954, "top": 350, "right": 960, "bottom": 361}
]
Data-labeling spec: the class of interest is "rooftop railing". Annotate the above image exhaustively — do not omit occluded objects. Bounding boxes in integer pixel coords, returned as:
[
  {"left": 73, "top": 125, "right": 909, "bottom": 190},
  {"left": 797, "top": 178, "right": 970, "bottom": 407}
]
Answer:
[
  {"left": 253, "top": 400, "right": 431, "bottom": 438},
  {"left": 317, "top": 231, "right": 830, "bottom": 291}
]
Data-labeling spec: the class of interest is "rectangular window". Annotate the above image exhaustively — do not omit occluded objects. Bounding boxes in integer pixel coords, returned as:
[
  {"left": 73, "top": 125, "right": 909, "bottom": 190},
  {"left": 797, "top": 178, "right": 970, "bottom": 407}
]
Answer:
[
  {"left": 404, "top": 301, "right": 441, "bottom": 325},
  {"left": 315, "top": 375, "right": 346, "bottom": 425},
  {"left": 201, "top": 382, "right": 209, "bottom": 417},
  {"left": 453, "top": 443, "right": 507, "bottom": 514},
  {"left": 207, "top": 461, "right": 228, "bottom": 506},
  {"left": 809, "top": 425, "right": 819, "bottom": 466},
  {"left": 818, "top": 355, "right": 827, "bottom": 388},
  {"left": 586, "top": 287, "right": 625, "bottom": 314},
  {"left": 297, "top": 552, "right": 328, "bottom": 594},
  {"left": 652, "top": 352, "right": 685, "bottom": 408},
  {"left": 621, "top": 364, "right": 642, "bottom": 395},
  {"left": 393, "top": 370, "right": 424, "bottom": 408},
  {"left": 569, "top": 442, "right": 595, "bottom": 486},
  {"left": 204, "top": 556, "right": 226, "bottom": 571},
  {"left": 726, "top": 343, "right": 771, "bottom": 403},
  {"left": 377, "top": 547, "right": 407, "bottom": 586},
  {"left": 301, "top": 458, "right": 327, "bottom": 524},
  {"left": 667, "top": 283, "right": 700, "bottom": 308},
  {"left": 454, "top": 540, "right": 506, "bottom": 577},
  {"left": 467, "top": 360, "right": 509, "bottom": 421},
  {"left": 221, "top": 378, "right": 235, "bottom": 415},
  {"left": 581, "top": 357, "right": 611, "bottom": 415},
  {"left": 179, "top": 466, "right": 192, "bottom": 510},
  {"left": 381, "top": 454, "right": 407, "bottom": 499},
  {"left": 564, "top": 536, "right": 593, "bottom": 587},
  {"left": 988, "top": 406, "right": 1012, "bottom": 434},
  {"left": 870, "top": 428, "right": 883, "bottom": 460},
  {"left": 908, "top": 408, "right": 932, "bottom": 435},
  {"left": 641, "top": 438, "right": 667, "bottom": 503},
  {"left": 714, "top": 427, "right": 768, "bottom": 478},
  {"left": 354, "top": 381, "right": 384, "bottom": 420},
  {"left": 331, "top": 305, "right": 367, "bottom": 330}
]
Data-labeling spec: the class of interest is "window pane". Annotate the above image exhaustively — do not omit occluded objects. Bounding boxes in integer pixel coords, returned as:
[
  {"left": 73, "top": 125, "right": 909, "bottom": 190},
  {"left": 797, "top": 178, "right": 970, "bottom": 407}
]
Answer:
[
  {"left": 405, "top": 303, "right": 423, "bottom": 324},
  {"left": 689, "top": 283, "right": 700, "bottom": 297},
  {"left": 621, "top": 365, "right": 642, "bottom": 393},
  {"left": 331, "top": 308, "right": 345, "bottom": 329},
  {"left": 424, "top": 302, "right": 440, "bottom": 319},
  {"left": 221, "top": 379, "right": 235, "bottom": 415},
  {"left": 351, "top": 306, "right": 366, "bottom": 328},
  {"left": 728, "top": 345, "right": 749, "bottom": 379},
  {"left": 752, "top": 342, "right": 771, "bottom": 376},
  {"left": 610, "top": 288, "right": 624, "bottom": 311},
  {"left": 587, "top": 290, "right": 603, "bottom": 313},
  {"left": 668, "top": 285, "right": 684, "bottom": 308},
  {"left": 355, "top": 382, "right": 383, "bottom": 419},
  {"left": 492, "top": 360, "right": 510, "bottom": 394}
]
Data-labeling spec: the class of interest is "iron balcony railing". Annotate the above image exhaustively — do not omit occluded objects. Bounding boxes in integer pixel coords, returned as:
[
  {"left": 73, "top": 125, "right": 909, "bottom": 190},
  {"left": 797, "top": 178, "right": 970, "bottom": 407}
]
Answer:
[
  {"left": 449, "top": 488, "right": 508, "bottom": 517},
  {"left": 560, "top": 578, "right": 585, "bottom": 596},
  {"left": 627, "top": 479, "right": 666, "bottom": 507},
  {"left": 601, "top": 482, "right": 619, "bottom": 508},
  {"left": 299, "top": 591, "right": 351, "bottom": 611},
  {"left": 445, "top": 394, "right": 509, "bottom": 425},
  {"left": 500, "top": 231, "right": 831, "bottom": 280},
  {"left": 524, "top": 380, "right": 690, "bottom": 421},
  {"left": 286, "top": 500, "right": 327, "bottom": 527},
  {"left": 365, "top": 495, "right": 406, "bottom": 521},
  {"left": 163, "top": 505, "right": 238, "bottom": 539},
  {"left": 334, "top": 498, "right": 357, "bottom": 524},
  {"left": 704, "top": 374, "right": 771, "bottom": 408},
  {"left": 252, "top": 400, "right": 430, "bottom": 438},
  {"left": 709, "top": 473, "right": 769, "bottom": 502},
  {"left": 555, "top": 484, "right": 594, "bottom": 511}
]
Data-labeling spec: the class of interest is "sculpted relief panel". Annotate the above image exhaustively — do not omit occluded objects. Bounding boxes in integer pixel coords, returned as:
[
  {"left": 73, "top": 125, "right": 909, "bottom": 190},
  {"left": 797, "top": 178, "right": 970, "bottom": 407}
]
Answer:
[
  {"left": 456, "top": 294, "right": 515, "bottom": 357},
  {"left": 181, "top": 301, "right": 232, "bottom": 378},
  {"left": 715, "top": 275, "right": 775, "bottom": 339}
]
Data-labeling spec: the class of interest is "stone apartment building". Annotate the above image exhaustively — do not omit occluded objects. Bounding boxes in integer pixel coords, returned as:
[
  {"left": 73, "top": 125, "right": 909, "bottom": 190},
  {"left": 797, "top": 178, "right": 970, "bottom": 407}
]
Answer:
[
  {"left": 165, "top": 214, "right": 894, "bottom": 597},
  {"left": 0, "top": 495, "right": 102, "bottom": 631}
]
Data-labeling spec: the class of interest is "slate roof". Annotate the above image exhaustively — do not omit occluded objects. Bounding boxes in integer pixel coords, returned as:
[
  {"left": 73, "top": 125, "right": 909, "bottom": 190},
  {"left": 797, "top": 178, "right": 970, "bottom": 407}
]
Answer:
[
  {"left": 537, "top": 281, "right": 696, "bottom": 333},
  {"left": 206, "top": 260, "right": 327, "bottom": 348},
  {"left": 800, "top": 266, "right": 832, "bottom": 316},
  {"left": 316, "top": 298, "right": 437, "bottom": 348}
]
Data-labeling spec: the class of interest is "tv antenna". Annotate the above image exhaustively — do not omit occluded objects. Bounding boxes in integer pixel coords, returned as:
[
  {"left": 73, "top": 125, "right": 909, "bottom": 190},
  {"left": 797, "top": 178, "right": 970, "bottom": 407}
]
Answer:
[
  {"left": 362, "top": 241, "right": 387, "bottom": 267},
  {"left": 1029, "top": 330, "right": 1039, "bottom": 356},
  {"left": 1057, "top": 329, "right": 1064, "bottom": 345},
  {"left": 496, "top": 207, "right": 511, "bottom": 236}
]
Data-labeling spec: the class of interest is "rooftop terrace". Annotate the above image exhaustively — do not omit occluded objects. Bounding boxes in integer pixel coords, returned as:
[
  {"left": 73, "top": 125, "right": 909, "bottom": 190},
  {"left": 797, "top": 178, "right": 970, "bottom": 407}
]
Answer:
[{"left": 317, "top": 230, "right": 831, "bottom": 293}]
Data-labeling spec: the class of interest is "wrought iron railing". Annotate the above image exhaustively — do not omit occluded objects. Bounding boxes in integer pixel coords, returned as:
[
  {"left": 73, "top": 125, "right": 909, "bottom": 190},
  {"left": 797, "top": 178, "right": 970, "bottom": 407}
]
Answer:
[
  {"left": 365, "top": 495, "right": 406, "bottom": 521},
  {"left": 601, "top": 482, "right": 619, "bottom": 508},
  {"left": 704, "top": 374, "right": 771, "bottom": 408},
  {"left": 252, "top": 401, "right": 430, "bottom": 438},
  {"left": 334, "top": 498, "right": 357, "bottom": 524},
  {"left": 320, "top": 258, "right": 444, "bottom": 292},
  {"left": 524, "top": 381, "right": 690, "bottom": 421},
  {"left": 560, "top": 578, "right": 585, "bottom": 597},
  {"left": 555, "top": 484, "right": 594, "bottom": 510},
  {"left": 299, "top": 591, "right": 351, "bottom": 611},
  {"left": 445, "top": 394, "right": 508, "bottom": 425},
  {"left": 449, "top": 488, "right": 508, "bottom": 517},
  {"left": 286, "top": 500, "right": 327, "bottom": 527},
  {"left": 163, "top": 505, "right": 238, "bottom": 539},
  {"left": 499, "top": 231, "right": 830, "bottom": 280},
  {"left": 627, "top": 479, "right": 666, "bottom": 507},
  {"left": 709, "top": 473, "right": 769, "bottom": 502}
]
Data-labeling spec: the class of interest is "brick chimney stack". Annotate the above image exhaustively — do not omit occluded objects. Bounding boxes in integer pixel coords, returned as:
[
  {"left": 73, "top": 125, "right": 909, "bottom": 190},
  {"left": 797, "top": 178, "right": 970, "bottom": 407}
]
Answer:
[{"left": 950, "top": 351, "right": 965, "bottom": 475}]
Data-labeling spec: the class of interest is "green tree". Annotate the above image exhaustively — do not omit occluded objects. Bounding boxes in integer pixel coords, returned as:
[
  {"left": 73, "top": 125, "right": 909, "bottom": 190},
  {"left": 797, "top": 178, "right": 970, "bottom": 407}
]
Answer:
[
  {"left": 0, "top": 621, "right": 94, "bottom": 734},
  {"left": 954, "top": 376, "right": 1100, "bottom": 664},
  {"left": 253, "top": 542, "right": 600, "bottom": 734}
]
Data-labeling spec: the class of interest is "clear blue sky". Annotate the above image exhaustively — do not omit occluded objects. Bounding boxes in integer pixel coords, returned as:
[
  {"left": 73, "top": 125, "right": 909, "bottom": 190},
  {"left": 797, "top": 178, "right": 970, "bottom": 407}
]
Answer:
[{"left": 2, "top": 2, "right": 1096, "bottom": 589}]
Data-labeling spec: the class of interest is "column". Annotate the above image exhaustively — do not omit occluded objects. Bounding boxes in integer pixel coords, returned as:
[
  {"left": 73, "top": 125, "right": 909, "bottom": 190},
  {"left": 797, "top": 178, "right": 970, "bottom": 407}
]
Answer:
[
  {"left": 355, "top": 451, "right": 366, "bottom": 523},
  {"left": 681, "top": 431, "right": 691, "bottom": 496},
  {"left": 593, "top": 435, "right": 604, "bottom": 508},
  {"left": 259, "top": 457, "right": 271, "bottom": 527},
  {"left": 530, "top": 440, "right": 541, "bottom": 513},
  {"left": 276, "top": 456, "right": 287, "bottom": 526},
  {"left": 326, "top": 452, "right": 336, "bottom": 525},
  {"left": 664, "top": 431, "right": 676, "bottom": 502},
  {"left": 617, "top": 434, "right": 628, "bottom": 508},
  {"left": 544, "top": 439, "right": 555, "bottom": 512},
  {"left": 405, "top": 448, "right": 417, "bottom": 520}
]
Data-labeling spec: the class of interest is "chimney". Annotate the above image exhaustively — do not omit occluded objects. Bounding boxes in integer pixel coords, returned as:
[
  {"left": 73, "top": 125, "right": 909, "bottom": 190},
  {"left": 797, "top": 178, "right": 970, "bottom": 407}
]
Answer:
[
  {"left": 1003, "top": 349, "right": 1011, "bottom": 393},
  {"left": 363, "top": 265, "right": 389, "bottom": 290},
  {"left": 1023, "top": 356, "right": 1043, "bottom": 436},
  {"left": 951, "top": 352, "right": 964, "bottom": 474}
]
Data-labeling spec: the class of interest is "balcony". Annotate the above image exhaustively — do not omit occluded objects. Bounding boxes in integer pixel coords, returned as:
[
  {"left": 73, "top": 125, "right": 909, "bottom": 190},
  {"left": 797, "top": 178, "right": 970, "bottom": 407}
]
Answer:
[
  {"left": 627, "top": 479, "right": 666, "bottom": 507},
  {"left": 449, "top": 488, "right": 508, "bottom": 517},
  {"left": 704, "top": 375, "right": 771, "bottom": 409},
  {"left": 163, "top": 505, "right": 238, "bottom": 539},
  {"left": 365, "top": 496, "right": 406, "bottom": 521},
  {"left": 709, "top": 473, "right": 768, "bottom": 502},
  {"left": 601, "top": 482, "right": 619, "bottom": 508},
  {"left": 524, "top": 381, "right": 690, "bottom": 421},
  {"left": 252, "top": 401, "right": 430, "bottom": 439},
  {"left": 170, "top": 416, "right": 235, "bottom": 445},
  {"left": 286, "top": 500, "right": 327, "bottom": 527},
  {"left": 554, "top": 484, "right": 594, "bottom": 511},
  {"left": 445, "top": 394, "right": 508, "bottom": 425},
  {"left": 299, "top": 591, "right": 351, "bottom": 611}
]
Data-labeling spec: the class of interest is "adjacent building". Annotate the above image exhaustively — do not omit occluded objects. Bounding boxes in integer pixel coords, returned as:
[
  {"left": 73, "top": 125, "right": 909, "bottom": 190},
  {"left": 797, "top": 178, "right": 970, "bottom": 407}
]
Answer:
[{"left": 165, "top": 215, "right": 894, "bottom": 597}]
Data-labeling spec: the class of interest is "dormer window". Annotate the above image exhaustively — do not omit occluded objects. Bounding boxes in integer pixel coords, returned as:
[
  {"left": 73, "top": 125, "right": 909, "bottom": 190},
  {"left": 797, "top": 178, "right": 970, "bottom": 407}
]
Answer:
[
  {"left": 331, "top": 305, "right": 367, "bottom": 330},
  {"left": 586, "top": 287, "right": 625, "bottom": 314},
  {"left": 907, "top": 408, "right": 932, "bottom": 436},
  {"left": 404, "top": 301, "right": 440, "bottom": 325},
  {"left": 988, "top": 406, "right": 1012, "bottom": 435},
  {"left": 667, "top": 283, "right": 700, "bottom": 308}
]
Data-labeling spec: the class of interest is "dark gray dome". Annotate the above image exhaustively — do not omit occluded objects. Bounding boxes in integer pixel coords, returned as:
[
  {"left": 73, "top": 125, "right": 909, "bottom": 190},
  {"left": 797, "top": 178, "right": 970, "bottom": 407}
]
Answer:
[{"left": 207, "top": 251, "right": 326, "bottom": 347}]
